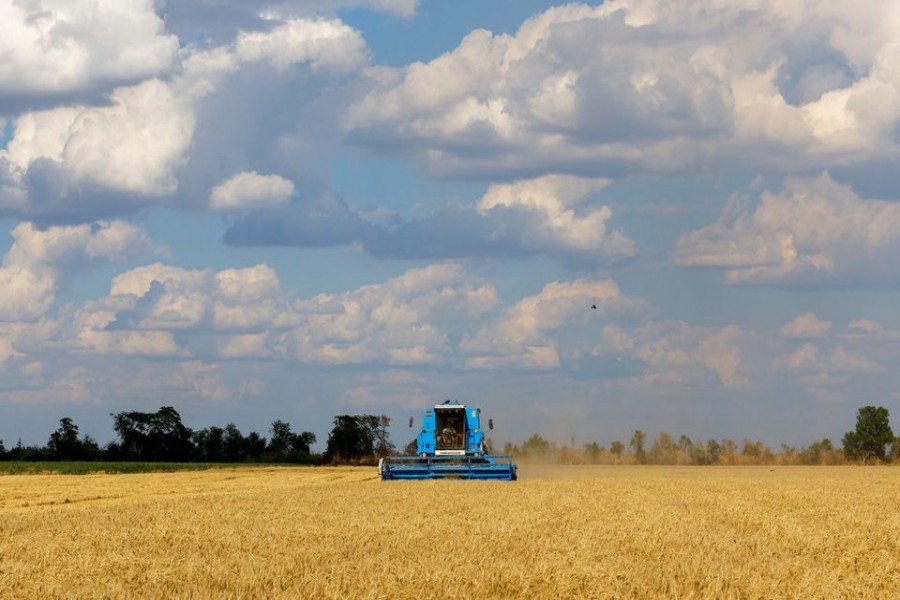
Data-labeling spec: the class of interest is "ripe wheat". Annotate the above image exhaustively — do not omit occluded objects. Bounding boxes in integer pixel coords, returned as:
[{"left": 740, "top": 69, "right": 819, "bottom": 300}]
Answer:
[{"left": 1, "top": 465, "right": 899, "bottom": 599}]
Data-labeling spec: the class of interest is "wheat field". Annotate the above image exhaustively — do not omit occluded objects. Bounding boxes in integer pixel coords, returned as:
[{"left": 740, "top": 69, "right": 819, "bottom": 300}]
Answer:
[{"left": 1, "top": 465, "right": 899, "bottom": 599}]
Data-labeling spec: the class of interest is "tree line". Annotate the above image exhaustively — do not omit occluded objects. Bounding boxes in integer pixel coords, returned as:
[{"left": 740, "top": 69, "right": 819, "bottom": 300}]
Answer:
[
  {"left": 0, "top": 406, "right": 393, "bottom": 465},
  {"left": 506, "top": 406, "right": 900, "bottom": 465},
  {"left": 1, "top": 404, "right": 897, "bottom": 466}
]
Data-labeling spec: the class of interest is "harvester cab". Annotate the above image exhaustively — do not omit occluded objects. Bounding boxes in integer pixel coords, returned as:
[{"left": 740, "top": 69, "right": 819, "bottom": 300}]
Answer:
[{"left": 379, "top": 401, "right": 517, "bottom": 480}]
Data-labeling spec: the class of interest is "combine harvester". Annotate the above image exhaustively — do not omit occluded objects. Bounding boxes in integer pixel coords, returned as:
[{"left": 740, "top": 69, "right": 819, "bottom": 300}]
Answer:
[{"left": 379, "top": 401, "right": 517, "bottom": 480}]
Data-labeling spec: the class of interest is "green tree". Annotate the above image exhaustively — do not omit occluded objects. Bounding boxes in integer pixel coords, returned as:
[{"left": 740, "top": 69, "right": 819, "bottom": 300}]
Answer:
[
  {"left": 843, "top": 406, "right": 895, "bottom": 462},
  {"left": 243, "top": 431, "right": 267, "bottom": 460},
  {"left": 706, "top": 439, "right": 722, "bottom": 464},
  {"left": 689, "top": 440, "right": 721, "bottom": 465},
  {"left": 267, "top": 420, "right": 294, "bottom": 460},
  {"left": 372, "top": 415, "right": 394, "bottom": 458},
  {"left": 651, "top": 431, "right": 675, "bottom": 463},
  {"left": 293, "top": 431, "right": 316, "bottom": 456},
  {"left": 583, "top": 441, "right": 603, "bottom": 463},
  {"left": 324, "top": 415, "right": 383, "bottom": 463},
  {"left": 222, "top": 424, "right": 247, "bottom": 462},
  {"left": 266, "top": 421, "right": 316, "bottom": 462},
  {"left": 47, "top": 417, "right": 96, "bottom": 460},
  {"left": 110, "top": 406, "right": 193, "bottom": 461},
  {"left": 522, "top": 433, "right": 551, "bottom": 456},
  {"left": 193, "top": 426, "right": 226, "bottom": 462},
  {"left": 801, "top": 438, "right": 834, "bottom": 465},
  {"left": 609, "top": 440, "right": 625, "bottom": 457},
  {"left": 630, "top": 430, "right": 646, "bottom": 463}
]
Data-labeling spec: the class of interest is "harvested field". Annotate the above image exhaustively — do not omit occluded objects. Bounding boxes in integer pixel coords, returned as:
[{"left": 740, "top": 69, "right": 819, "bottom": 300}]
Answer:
[{"left": 1, "top": 465, "right": 899, "bottom": 599}]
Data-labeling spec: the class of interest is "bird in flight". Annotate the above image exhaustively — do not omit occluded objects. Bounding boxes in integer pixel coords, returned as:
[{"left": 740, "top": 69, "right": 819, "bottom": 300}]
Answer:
[{"left": 591, "top": 304, "right": 597, "bottom": 310}]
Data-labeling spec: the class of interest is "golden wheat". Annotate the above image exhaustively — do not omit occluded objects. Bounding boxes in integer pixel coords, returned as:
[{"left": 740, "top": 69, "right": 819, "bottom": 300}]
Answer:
[{"left": 1, "top": 465, "right": 899, "bottom": 599}]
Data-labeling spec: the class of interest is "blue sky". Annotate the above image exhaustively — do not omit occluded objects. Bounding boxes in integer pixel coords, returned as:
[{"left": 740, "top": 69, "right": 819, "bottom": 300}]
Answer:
[{"left": 2, "top": 0, "right": 900, "bottom": 450}]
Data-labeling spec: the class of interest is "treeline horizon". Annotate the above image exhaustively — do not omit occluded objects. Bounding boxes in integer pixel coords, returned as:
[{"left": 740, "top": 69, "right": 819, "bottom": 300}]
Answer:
[
  {"left": 508, "top": 405, "right": 900, "bottom": 465},
  {"left": 2, "top": 405, "right": 898, "bottom": 466},
  {"left": 0, "top": 407, "right": 392, "bottom": 466}
]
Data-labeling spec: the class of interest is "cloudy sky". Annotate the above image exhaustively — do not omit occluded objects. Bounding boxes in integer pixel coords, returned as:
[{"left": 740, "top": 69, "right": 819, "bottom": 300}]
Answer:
[{"left": 2, "top": 0, "right": 900, "bottom": 449}]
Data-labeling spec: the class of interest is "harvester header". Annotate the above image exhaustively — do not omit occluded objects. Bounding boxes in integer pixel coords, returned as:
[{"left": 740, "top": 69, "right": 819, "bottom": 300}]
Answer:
[{"left": 379, "top": 400, "right": 517, "bottom": 480}]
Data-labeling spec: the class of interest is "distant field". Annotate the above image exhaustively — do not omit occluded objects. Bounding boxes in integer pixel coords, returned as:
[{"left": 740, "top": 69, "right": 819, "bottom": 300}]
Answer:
[
  {"left": 2, "top": 465, "right": 899, "bottom": 599},
  {"left": 0, "top": 461, "right": 241, "bottom": 475}
]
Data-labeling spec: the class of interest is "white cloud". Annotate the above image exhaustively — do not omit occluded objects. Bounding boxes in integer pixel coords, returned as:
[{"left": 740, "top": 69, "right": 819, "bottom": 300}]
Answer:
[
  {"left": 267, "top": 173, "right": 634, "bottom": 264},
  {"left": 236, "top": 17, "right": 368, "bottom": 73},
  {"left": 289, "top": 263, "right": 496, "bottom": 365},
  {"left": 1, "top": 78, "right": 195, "bottom": 204},
  {"left": 777, "top": 342, "right": 879, "bottom": 375},
  {"left": 780, "top": 313, "right": 832, "bottom": 338},
  {"left": 110, "top": 263, "right": 208, "bottom": 297},
  {"left": 782, "top": 342, "right": 820, "bottom": 373},
  {"left": 0, "top": 324, "right": 25, "bottom": 365},
  {"left": 209, "top": 172, "right": 294, "bottom": 212},
  {"left": 695, "top": 326, "right": 747, "bottom": 389},
  {"left": 67, "top": 262, "right": 290, "bottom": 359},
  {"left": 623, "top": 322, "right": 748, "bottom": 389},
  {"left": 107, "top": 263, "right": 220, "bottom": 331},
  {"left": 68, "top": 261, "right": 497, "bottom": 365},
  {"left": 462, "top": 278, "right": 645, "bottom": 369},
  {"left": 346, "top": 1, "right": 900, "bottom": 177},
  {"left": 78, "top": 330, "right": 186, "bottom": 357},
  {"left": 674, "top": 173, "right": 900, "bottom": 285},
  {"left": 843, "top": 319, "right": 900, "bottom": 342},
  {"left": 0, "top": 266, "right": 57, "bottom": 322},
  {"left": 351, "top": 0, "right": 417, "bottom": 17},
  {"left": 0, "top": 0, "right": 177, "bottom": 97},
  {"left": 830, "top": 345, "right": 880, "bottom": 373},
  {"left": 0, "top": 221, "right": 154, "bottom": 321},
  {"left": 219, "top": 334, "right": 269, "bottom": 359},
  {"left": 160, "top": 1, "right": 416, "bottom": 49},
  {"left": 0, "top": 15, "right": 369, "bottom": 222},
  {"left": 215, "top": 264, "right": 281, "bottom": 303},
  {"left": 477, "top": 175, "right": 636, "bottom": 256}
]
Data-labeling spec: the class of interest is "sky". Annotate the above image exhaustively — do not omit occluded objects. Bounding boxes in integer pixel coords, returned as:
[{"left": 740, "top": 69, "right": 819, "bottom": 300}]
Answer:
[{"left": 2, "top": 0, "right": 900, "bottom": 450}]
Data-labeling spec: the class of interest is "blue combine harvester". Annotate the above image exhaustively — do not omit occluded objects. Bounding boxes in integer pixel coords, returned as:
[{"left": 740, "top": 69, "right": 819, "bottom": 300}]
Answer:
[{"left": 379, "top": 401, "right": 517, "bottom": 481}]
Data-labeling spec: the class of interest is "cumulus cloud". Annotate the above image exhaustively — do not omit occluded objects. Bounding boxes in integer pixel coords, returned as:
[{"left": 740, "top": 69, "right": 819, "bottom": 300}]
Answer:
[
  {"left": 160, "top": 0, "right": 417, "bottom": 46},
  {"left": 0, "top": 79, "right": 195, "bottom": 220},
  {"left": 345, "top": 0, "right": 900, "bottom": 178},
  {"left": 608, "top": 322, "right": 748, "bottom": 389},
  {"left": 462, "top": 278, "right": 646, "bottom": 369},
  {"left": 778, "top": 342, "right": 879, "bottom": 374},
  {"left": 476, "top": 175, "right": 636, "bottom": 257},
  {"left": 69, "top": 261, "right": 498, "bottom": 366},
  {"left": 0, "top": 324, "right": 26, "bottom": 365},
  {"left": 236, "top": 17, "right": 368, "bottom": 73},
  {"left": 1, "top": 14, "right": 370, "bottom": 223},
  {"left": 209, "top": 172, "right": 294, "bottom": 212},
  {"left": 0, "top": 0, "right": 178, "bottom": 102},
  {"left": 288, "top": 262, "right": 497, "bottom": 364},
  {"left": 225, "top": 174, "right": 635, "bottom": 264},
  {"left": 674, "top": 173, "right": 900, "bottom": 285},
  {"left": 843, "top": 319, "right": 900, "bottom": 342},
  {"left": 65, "top": 262, "right": 287, "bottom": 360},
  {"left": 780, "top": 313, "right": 833, "bottom": 338},
  {"left": 0, "top": 220, "right": 155, "bottom": 321},
  {"left": 771, "top": 312, "right": 890, "bottom": 398}
]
